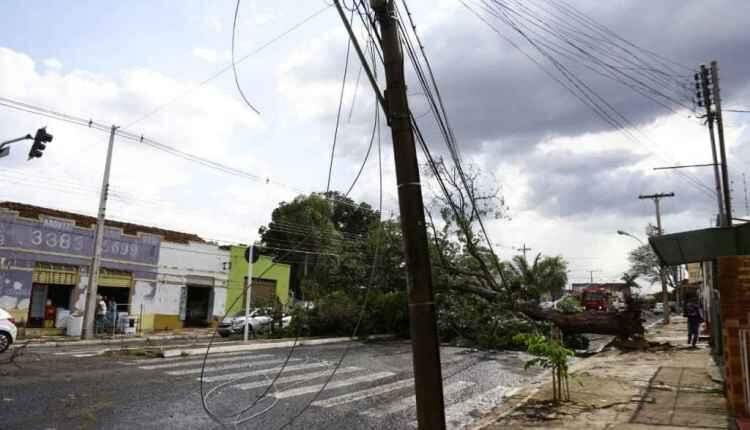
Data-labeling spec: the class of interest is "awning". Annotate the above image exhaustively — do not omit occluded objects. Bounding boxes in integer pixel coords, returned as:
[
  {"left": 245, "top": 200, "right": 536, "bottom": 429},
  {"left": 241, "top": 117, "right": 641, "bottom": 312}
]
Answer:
[
  {"left": 33, "top": 262, "right": 79, "bottom": 285},
  {"left": 99, "top": 268, "right": 133, "bottom": 288},
  {"left": 649, "top": 222, "right": 750, "bottom": 266}
]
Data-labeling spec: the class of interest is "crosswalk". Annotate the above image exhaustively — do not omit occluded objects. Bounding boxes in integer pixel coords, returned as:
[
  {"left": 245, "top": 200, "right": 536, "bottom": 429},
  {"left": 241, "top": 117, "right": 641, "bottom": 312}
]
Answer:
[{"left": 121, "top": 350, "right": 512, "bottom": 427}]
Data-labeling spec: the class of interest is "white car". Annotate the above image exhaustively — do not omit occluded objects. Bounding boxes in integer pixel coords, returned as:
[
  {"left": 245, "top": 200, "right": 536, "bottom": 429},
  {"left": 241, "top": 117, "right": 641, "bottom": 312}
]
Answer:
[
  {"left": 217, "top": 308, "right": 291, "bottom": 338},
  {"left": 654, "top": 302, "right": 664, "bottom": 312},
  {"left": 0, "top": 307, "right": 18, "bottom": 353}
]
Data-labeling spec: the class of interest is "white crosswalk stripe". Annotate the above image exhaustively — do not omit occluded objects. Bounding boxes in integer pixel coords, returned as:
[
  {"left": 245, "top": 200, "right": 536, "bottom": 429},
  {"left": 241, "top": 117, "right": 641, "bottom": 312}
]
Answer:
[
  {"left": 234, "top": 367, "right": 362, "bottom": 391},
  {"left": 166, "top": 357, "right": 301, "bottom": 376},
  {"left": 312, "top": 378, "right": 414, "bottom": 408},
  {"left": 272, "top": 371, "right": 395, "bottom": 400},
  {"left": 362, "top": 381, "right": 475, "bottom": 418},
  {"left": 199, "top": 362, "right": 331, "bottom": 383},
  {"left": 138, "top": 354, "right": 274, "bottom": 370},
  {"left": 124, "top": 349, "right": 256, "bottom": 366},
  {"left": 111, "top": 348, "right": 496, "bottom": 426}
]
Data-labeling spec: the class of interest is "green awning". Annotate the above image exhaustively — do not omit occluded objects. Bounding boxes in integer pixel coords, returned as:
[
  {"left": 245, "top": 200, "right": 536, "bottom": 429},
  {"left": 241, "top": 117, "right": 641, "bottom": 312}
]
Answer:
[{"left": 649, "top": 222, "right": 750, "bottom": 265}]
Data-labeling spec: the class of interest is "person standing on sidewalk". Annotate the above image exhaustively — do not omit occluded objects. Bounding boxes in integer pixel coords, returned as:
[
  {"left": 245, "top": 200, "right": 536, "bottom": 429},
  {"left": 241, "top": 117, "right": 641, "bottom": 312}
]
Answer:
[
  {"left": 95, "top": 295, "right": 107, "bottom": 334},
  {"left": 686, "top": 299, "right": 704, "bottom": 347}
]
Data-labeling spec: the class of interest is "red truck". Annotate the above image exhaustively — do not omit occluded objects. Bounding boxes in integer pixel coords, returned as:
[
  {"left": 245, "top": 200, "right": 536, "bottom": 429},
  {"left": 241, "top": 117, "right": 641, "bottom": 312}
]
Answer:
[{"left": 581, "top": 286, "right": 609, "bottom": 311}]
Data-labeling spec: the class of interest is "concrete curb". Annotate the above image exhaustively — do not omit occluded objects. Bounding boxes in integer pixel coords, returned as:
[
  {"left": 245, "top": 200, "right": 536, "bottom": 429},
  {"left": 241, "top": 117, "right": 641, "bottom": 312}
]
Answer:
[
  {"left": 23, "top": 333, "right": 215, "bottom": 348},
  {"left": 161, "top": 334, "right": 395, "bottom": 358}
]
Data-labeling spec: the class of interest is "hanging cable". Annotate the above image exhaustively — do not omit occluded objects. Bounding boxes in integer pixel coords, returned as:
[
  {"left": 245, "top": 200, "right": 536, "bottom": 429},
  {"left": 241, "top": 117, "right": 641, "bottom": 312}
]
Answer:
[{"left": 231, "top": 0, "right": 261, "bottom": 115}]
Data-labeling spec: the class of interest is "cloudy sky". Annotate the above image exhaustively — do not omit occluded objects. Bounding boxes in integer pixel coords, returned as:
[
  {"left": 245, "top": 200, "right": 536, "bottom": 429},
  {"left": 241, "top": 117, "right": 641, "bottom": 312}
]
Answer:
[{"left": 1, "top": 0, "right": 749, "bottom": 292}]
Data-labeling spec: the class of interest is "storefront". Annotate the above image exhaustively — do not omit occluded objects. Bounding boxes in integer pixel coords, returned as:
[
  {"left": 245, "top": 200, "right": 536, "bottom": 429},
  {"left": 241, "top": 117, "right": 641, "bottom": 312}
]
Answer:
[
  {"left": 224, "top": 246, "right": 291, "bottom": 316},
  {"left": 27, "top": 263, "right": 79, "bottom": 328},
  {"left": 0, "top": 204, "right": 161, "bottom": 328}
]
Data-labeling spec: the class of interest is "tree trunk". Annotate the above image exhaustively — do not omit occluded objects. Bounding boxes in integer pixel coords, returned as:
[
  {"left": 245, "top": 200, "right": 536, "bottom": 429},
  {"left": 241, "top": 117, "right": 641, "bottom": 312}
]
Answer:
[{"left": 522, "top": 306, "right": 644, "bottom": 338}]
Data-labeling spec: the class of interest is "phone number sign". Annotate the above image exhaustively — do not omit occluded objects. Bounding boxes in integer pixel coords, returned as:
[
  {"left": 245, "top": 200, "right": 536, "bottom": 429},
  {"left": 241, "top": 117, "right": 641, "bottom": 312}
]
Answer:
[{"left": 0, "top": 215, "right": 160, "bottom": 266}]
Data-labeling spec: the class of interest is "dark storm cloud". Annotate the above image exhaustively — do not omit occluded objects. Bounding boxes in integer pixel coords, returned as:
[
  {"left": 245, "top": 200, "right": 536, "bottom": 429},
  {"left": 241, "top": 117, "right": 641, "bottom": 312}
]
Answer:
[
  {"left": 284, "top": 1, "right": 748, "bottom": 220},
  {"left": 525, "top": 148, "right": 719, "bottom": 217},
  {"left": 290, "top": 1, "right": 750, "bottom": 157},
  {"left": 411, "top": 0, "right": 750, "bottom": 154}
]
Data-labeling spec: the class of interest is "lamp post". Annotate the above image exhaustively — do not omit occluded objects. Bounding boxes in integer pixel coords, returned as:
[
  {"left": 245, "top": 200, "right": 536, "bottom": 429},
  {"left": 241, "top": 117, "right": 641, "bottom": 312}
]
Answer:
[{"left": 617, "top": 230, "right": 644, "bottom": 245}]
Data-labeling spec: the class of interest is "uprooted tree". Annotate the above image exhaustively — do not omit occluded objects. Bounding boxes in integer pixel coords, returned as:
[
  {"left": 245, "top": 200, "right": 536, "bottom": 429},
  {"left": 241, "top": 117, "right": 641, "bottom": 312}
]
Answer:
[
  {"left": 424, "top": 159, "right": 644, "bottom": 342},
  {"left": 255, "top": 160, "right": 643, "bottom": 345}
]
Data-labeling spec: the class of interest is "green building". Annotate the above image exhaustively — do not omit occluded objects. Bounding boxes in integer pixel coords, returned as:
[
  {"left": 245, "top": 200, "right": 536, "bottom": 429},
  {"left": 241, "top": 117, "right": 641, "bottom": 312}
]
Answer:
[{"left": 225, "top": 245, "right": 291, "bottom": 315}]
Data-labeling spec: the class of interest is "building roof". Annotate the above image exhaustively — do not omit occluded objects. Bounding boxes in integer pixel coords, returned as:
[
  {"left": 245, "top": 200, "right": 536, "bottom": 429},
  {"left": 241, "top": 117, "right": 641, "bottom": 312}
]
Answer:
[{"left": 0, "top": 201, "right": 204, "bottom": 244}]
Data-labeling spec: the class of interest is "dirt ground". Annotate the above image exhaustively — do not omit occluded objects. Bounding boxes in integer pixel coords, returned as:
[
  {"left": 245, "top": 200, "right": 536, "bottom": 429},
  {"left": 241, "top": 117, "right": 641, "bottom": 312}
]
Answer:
[{"left": 472, "top": 316, "right": 729, "bottom": 430}]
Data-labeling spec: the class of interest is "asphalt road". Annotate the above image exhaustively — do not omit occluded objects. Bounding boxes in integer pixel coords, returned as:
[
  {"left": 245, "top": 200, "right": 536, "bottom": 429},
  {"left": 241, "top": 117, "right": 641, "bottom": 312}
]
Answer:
[{"left": 1, "top": 339, "right": 543, "bottom": 430}]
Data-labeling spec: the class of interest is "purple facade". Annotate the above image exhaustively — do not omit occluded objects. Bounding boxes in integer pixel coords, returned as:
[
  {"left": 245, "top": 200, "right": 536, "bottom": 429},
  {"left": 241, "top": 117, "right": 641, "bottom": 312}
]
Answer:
[{"left": 0, "top": 208, "right": 161, "bottom": 312}]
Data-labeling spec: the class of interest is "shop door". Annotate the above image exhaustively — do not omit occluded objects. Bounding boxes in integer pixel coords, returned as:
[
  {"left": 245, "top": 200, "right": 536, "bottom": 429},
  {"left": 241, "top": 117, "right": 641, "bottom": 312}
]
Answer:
[
  {"left": 185, "top": 286, "right": 211, "bottom": 327},
  {"left": 28, "top": 284, "right": 48, "bottom": 328}
]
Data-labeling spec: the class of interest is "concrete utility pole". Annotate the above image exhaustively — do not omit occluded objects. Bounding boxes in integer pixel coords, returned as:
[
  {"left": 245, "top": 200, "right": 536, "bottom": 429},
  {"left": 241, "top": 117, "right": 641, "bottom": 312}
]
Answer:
[
  {"left": 697, "top": 64, "right": 726, "bottom": 226},
  {"left": 710, "top": 61, "right": 733, "bottom": 226},
  {"left": 639, "top": 192, "right": 674, "bottom": 324},
  {"left": 370, "top": 1, "right": 446, "bottom": 428},
  {"left": 83, "top": 125, "right": 118, "bottom": 339},
  {"left": 244, "top": 243, "right": 254, "bottom": 342},
  {"left": 517, "top": 243, "right": 532, "bottom": 260}
]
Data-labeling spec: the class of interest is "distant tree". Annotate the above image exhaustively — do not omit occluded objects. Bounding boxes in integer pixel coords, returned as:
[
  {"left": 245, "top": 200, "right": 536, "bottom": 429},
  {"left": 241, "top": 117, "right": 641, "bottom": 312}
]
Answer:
[
  {"left": 507, "top": 253, "right": 569, "bottom": 302},
  {"left": 259, "top": 192, "right": 380, "bottom": 298},
  {"left": 620, "top": 272, "right": 639, "bottom": 298},
  {"left": 626, "top": 224, "right": 676, "bottom": 289}
]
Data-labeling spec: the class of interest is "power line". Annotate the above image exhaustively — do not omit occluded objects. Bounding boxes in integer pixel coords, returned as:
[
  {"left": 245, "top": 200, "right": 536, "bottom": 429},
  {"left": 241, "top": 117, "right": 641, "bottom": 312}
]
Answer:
[
  {"left": 326, "top": 8, "right": 355, "bottom": 191},
  {"left": 462, "top": 1, "right": 718, "bottom": 203},
  {"left": 231, "top": 0, "right": 261, "bottom": 115},
  {"left": 0, "top": 96, "right": 367, "bottom": 210},
  {"left": 121, "top": 4, "right": 331, "bottom": 129}
]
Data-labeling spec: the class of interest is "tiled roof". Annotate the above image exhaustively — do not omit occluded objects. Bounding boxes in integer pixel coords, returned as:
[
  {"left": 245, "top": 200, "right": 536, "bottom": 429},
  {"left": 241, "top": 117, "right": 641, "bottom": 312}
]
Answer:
[{"left": 0, "top": 201, "right": 204, "bottom": 244}]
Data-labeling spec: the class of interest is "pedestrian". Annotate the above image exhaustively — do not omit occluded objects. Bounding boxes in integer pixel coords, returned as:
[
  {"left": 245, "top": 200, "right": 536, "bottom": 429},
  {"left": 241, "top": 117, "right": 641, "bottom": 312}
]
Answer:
[
  {"left": 685, "top": 299, "right": 704, "bottom": 348},
  {"left": 96, "top": 295, "right": 107, "bottom": 333}
]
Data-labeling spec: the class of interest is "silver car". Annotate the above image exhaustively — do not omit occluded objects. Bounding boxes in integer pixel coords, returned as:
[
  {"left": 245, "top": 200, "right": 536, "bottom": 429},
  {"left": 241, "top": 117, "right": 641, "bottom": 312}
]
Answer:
[{"left": 217, "top": 308, "right": 291, "bottom": 338}]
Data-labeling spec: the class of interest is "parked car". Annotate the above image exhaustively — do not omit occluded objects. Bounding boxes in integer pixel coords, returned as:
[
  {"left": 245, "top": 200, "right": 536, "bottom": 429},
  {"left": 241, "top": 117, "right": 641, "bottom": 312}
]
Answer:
[
  {"left": 0, "top": 307, "right": 18, "bottom": 353},
  {"left": 217, "top": 308, "right": 291, "bottom": 338},
  {"left": 654, "top": 302, "right": 664, "bottom": 312}
]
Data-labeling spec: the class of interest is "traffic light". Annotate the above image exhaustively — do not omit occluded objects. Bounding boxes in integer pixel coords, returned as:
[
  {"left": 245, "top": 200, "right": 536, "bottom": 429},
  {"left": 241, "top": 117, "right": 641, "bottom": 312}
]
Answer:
[
  {"left": 244, "top": 246, "right": 261, "bottom": 263},
  {"left": 28, "top": 127, "right": 52, "bottom": 160}
]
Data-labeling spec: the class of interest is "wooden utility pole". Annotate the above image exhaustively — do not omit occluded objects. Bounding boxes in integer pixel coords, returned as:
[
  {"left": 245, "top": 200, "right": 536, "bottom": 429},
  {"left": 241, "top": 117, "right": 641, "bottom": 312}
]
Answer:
[
  {"left": 370, "top": 1, "right": 446, "bottom": 428},
  {"left": 639, "top": 192, "right": 674, "bottom": 324},
  {"left": 517, "top": 243, "right": 532, "bottom": 260}
]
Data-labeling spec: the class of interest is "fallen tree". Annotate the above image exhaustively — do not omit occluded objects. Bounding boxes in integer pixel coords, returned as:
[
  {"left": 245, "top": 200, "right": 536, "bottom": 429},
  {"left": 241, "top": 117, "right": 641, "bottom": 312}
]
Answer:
[{"left": 522, "top": 306, "right": 644, "bottom": 339}]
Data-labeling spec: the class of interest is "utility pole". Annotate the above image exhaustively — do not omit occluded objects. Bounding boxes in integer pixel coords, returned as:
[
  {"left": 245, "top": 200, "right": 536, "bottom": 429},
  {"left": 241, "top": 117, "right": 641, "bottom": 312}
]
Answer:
[
  {"left": 587, "top": 270, "right": 602, "bottom": 285},
  {"left": 639, "top": 192, "right": 674, "bottom": 324},
  {"left": 244, "top": 244, "right": 254, "bottom": 342},
  {"left": 696, "top": 64, "right": 726, "bottom": 226},
  {"left": 711, "top": 61, "right": 733, "bottom": 226},
  {"left": 370, "top": 1, "right": 446, "bottom": 428},
  {"left": 743, "top": 173, "right": 748, "bottom": 216},
  {"left": 82, "top": 125, "right": 118, "bottom": 339},
  {"left": 517, "top": 243, "right": 532, "bottom": 260}
]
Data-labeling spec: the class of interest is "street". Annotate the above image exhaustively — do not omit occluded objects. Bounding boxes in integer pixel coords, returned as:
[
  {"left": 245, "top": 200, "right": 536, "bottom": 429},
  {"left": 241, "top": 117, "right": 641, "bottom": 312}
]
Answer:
[{"left": 1, "top": 340, "right": 543, "bottom": 429}]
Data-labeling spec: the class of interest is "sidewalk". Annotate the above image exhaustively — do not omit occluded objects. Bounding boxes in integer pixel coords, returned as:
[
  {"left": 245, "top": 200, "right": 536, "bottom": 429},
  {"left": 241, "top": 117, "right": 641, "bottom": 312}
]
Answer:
[{"left": 472, "top": 316, "right": 729, "bottom": 430}]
